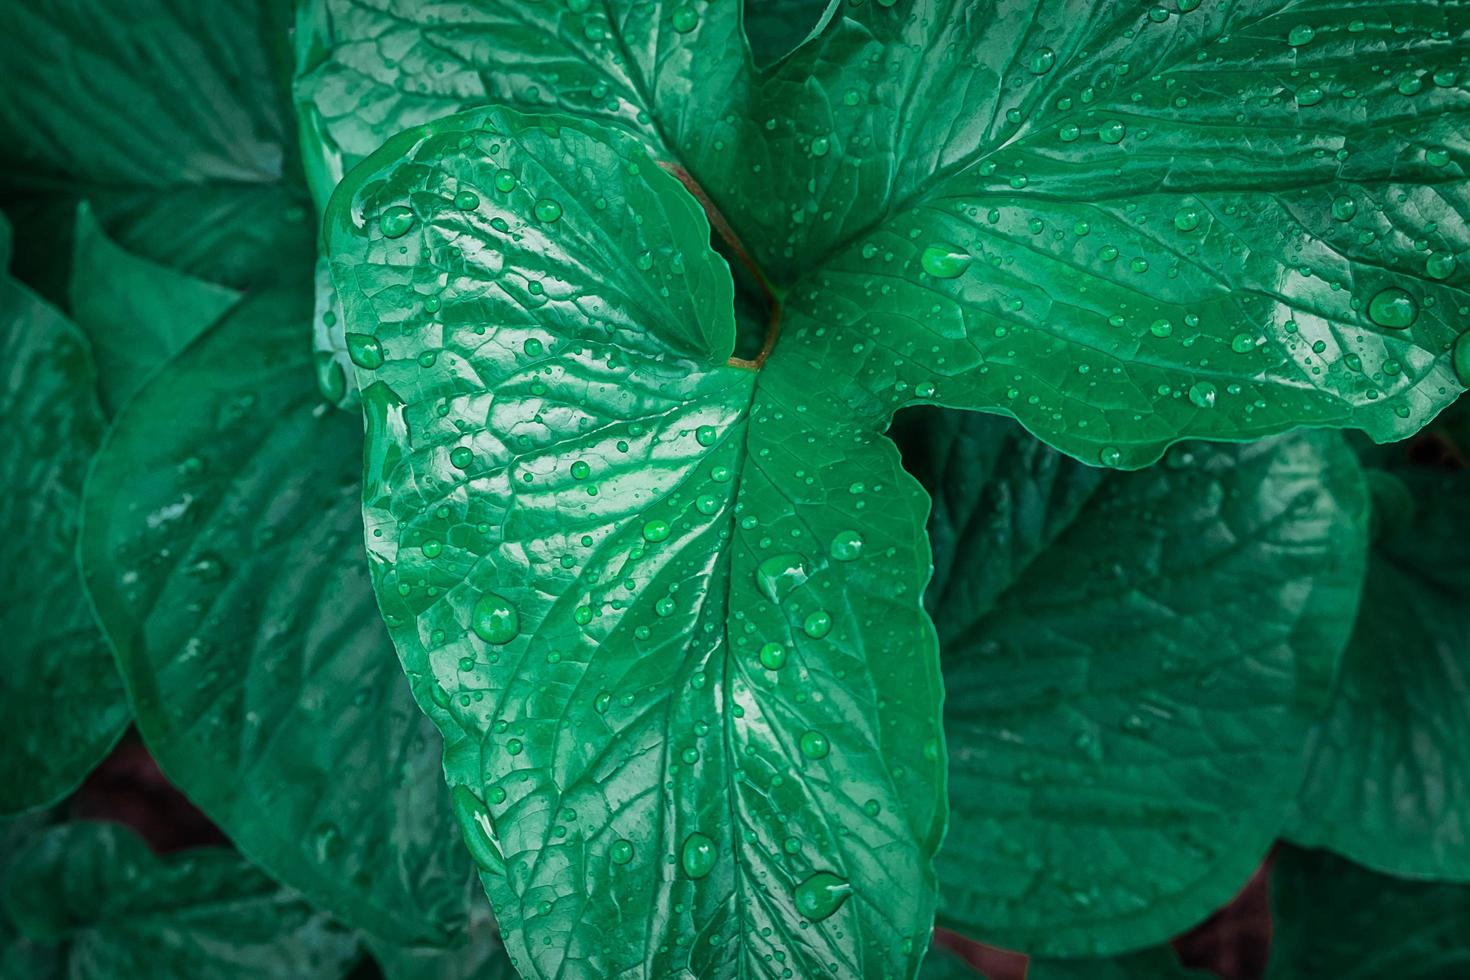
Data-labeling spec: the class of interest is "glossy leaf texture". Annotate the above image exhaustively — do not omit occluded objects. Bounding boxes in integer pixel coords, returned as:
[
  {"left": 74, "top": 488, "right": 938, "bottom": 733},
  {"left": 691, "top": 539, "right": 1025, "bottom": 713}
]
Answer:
[
  {"left": 78, "top": 289, "right": 474, "bottom": 945},
  {"left": 0, "top": 0, "right": 311, "bottom": 302},
  {"left": 897, "top": 408, "right": 1367, "bottom": 955},
  {"left": 1289, "top": 426, "right": 1470, "bottom": 880},
  {"left": 1267, "top": 845, "right": 1470, "bottom": 979},
  {"left": 0, "top": 821, "right": 358, "bottom": 980},
  {"left": 301, "top": 0, "right": 1469, "bottom": 466},
  {"left": 67, "top": 202, "right": 240, "bottom": 413},
  {"left": 327, "top": 106, "right": 947, "bottom": 979},
  {"left": 0, "top": 220, "right": 126, "bottom": 814}
]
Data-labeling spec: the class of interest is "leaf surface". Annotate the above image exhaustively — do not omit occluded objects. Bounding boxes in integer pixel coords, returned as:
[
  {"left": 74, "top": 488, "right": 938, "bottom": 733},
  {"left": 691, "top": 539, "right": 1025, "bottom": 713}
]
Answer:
[
  {"left": 1289, "top": 444, "right": 1470, "bottom": 879},
  {"left": 0, "top": 226, "right": 126, "bottom": 814},
  {"left": 1268, "top": 845, "right": 1470, "bottom": 980},
  {"left": 899, "top": 408, "right": 1367, "bottom": 954},
  {"left": 368, "top": 905, "right": 516, "bottom": 980},
  {"left": 327, "top": 106, "right": 948, "bottom": 979},
  {"left": 67, "top": 202, "right": 240, "bottom": 413},
  {"left": 78, "top": 289, "right": 474, "bottom": 945},
  {"left": 0, "top": 821, "right": 358, "bottom": 980},
  {"left": 302, "top": 0, "right": 1469, "bottom": 465}
]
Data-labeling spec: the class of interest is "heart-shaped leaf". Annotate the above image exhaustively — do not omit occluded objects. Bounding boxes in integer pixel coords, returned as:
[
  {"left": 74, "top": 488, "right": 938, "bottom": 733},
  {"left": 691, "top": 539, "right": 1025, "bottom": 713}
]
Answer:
[
  {"left": 1289, "top": 441, "right": 1470, "bottom": 880},
  {"left": 327, "top": 106, "right": 948, "bottom": 978},
  {"left": 301, "top": 0, "right": 1469, "bottom": 466},
  {"left": 902, "top": 409, "right": 1367, "bottom": 955},
  {"left": 0, "top": 821, "right": 358, "bottom": 980},
  {"left": 0, "top": 219, "right": 125, "bottom": 814},
  {"left": 79, "top": 288, "right": 475, "bottom": 945}
]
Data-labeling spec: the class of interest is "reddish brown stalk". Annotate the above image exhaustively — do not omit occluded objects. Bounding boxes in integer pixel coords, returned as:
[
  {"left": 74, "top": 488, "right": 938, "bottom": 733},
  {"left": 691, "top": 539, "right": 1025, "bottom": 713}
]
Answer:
[{"left": 658, "top": 161, "right": 781, "bottom": 370}]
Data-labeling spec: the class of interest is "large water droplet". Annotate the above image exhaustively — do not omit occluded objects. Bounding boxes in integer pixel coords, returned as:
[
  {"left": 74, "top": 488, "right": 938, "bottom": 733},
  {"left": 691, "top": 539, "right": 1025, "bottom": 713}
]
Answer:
[
  {"left": 1287, "top": 24, "right": 1315, "bottom": 45},
  {"left": 755, "top": 553, "right": 809, "bottom": 604},
  {"left": 346, "top": 333, "right": 384, "bottom": 370},
  {"left": 610, "top": 839, "right": 635, "bottom": 865},
  {"left": 680, "top": 832, "right": 717, "bottom": 878},
  {"left": 759, "top": 642, "right": 788, "bottom": 670},
  {"left": 799, "top": 730, "right": 830, "bottom": 759},
  {"left": 794, "top": 872, "right": 852, "bottom": 922},
  {"left": 643, "top": 519, "right": 671, "bottom": 543},
  {"left": 1188, "top": 381, "right": 1218, "bottom": 409},
  {"left": 1367, "top": 287, "right": 1418, "bottom": 329},
  {"left": 1097, "top": 120, "right": 1126, "bottom": 144},
  {"left": 1426, "top": 253, "right": 1457, "bottom": 280},
  {"left": 829, "top": 530, "right": 864, "bottom": 562},
  {"left": 451, "top": 785, "right": 506, "bottom": 875},
  {"left": 472, "top": 592, "right": 520, "bottom": 644},
  {"left": 802, "top": 609, "right": 833, "bottom": 638},
  {"left": 671, "top": 4, "right": 699, "bottom": 32},
  {"left": 1453, "top": 331, "right": 1470, "bottom": 385},
  {"left": 1330, "top": 196, "right": 1356, "bottom": 221},
  {"left": 380, "top": 205, "right": 416, "bottom": 239},
  {"left": 920, "top": 244, "right": 972, "bottom": 279},
  {"left": 533, "top": 198, "right": 563, "bottom": 222},
  {"left": 1028, "top": 47, "right": 1056, "bottom": 75}
]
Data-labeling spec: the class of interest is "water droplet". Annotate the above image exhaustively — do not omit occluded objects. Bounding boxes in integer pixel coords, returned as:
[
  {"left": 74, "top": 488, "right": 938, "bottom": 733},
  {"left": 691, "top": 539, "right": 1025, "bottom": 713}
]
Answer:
[
  {"left": 1426, "top": 147, "right": 1451, "bottom": 168},
  {"left": 759, "top": 642, "right": 788, "bottom": 670},
  {"left": 1173, "top": 207, "right": 1201, "bottom": 232},
  {"left": 1427, "top": 253, "right": 1458, "bottom": 280},
  {"left": 680, "top": 832, "right": 717, "bottom": 878},
  {"left": 829, "top": 530, "right": 864, "bottom": 562},
  {"left": 755, "top": 553, "right": 809, "bottom": 604},
  {"left": 1231, "top": 332, "right": 1258, "bottom": 354},
  {"left": 1453, "top": 331, "right": 1470, "bottom": 385},
  {"left": 346, "top": 333, "right": 384, "bottom": 370},
  {"left": 1097, "top": 120, "right": 1126, "bottom": 144},
  {"left": 695, "top": 493, "right": 720, "bottom": 515},
  {"left": 451, "top": 785, "right": 506, "bottom": 875},
  {"left": 1330, "top": 196, "right": 1356, "bottom": 221},
  {"left": 799, "top": 730, "right": 830, "bottom": 759},
  {"left": 794, "top": 872, "right": 852, "bottom": 922},
  {"left": 380, "top": 205, "right": 415, "bottom": 239},
  {"left": 1294, "top": 84, "right": 1323, "bottom": 107},
  {"left": 472, "top": 593, "right": 520, "bottom": 644},
  {"left": 1398, "top": 74, "right": 1424, "bottom": 96},
  {"left": 1028, "top": 47, "right": 1056, "bottom": 75},
  {"left": 810, "top": 136, "right": 831, "bottom": 158},
  {"left": 642, "top": 519, "right": 671, "bottom": 543},
  {"left": 695, "top": 425, "right": 717, "bottom": 446},
  {"left": 802, "top": 609, "right": 833, "bottom": 638},
  {"left": 1099, "top": 446, "right": 1124, "bottom": 467},
  {"left": 1287, "top": 24, "right": 1315, "bottom": 46},
  {"left": 533, "top": 198, "right": 563, "bottom": 222},
  {"left": 671, "top": 4, "right": 699, "bottom": 32},
  {"left": 610, "top": 839, "right": 635, "bottom": 865},
  {"left": 315, "top": 353, "right": 347, "bottom": 403},
  {"left": 454, "top": 190, "right": 480, "bottom": 211},
  {"left": 494, "top": 169, "right": 517, "bottom": 192},
  {"left": 1149, "top": 318, "right": 1174, "bottom": 338},
  {"left": 1188, "top": 381, "right": 1218, "bottom": 408},
  {"left": 920, "top": 243, "right": 972, "bottom": 279},
  {"left": 1367, "top": 287, "right": 1419, "bottom": 329},
  {"left": 571, "top": 460, "right": 591, "bottom": 480},
  {"left": 450, "top": 446, "right": 475, "bottom": 469}
]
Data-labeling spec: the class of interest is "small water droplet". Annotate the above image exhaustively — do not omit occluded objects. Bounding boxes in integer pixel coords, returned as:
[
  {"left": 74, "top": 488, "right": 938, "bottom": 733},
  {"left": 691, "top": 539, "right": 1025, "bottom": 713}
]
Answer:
[
  {"left": 680, "top": 832, "right": 717, "bottom": 878},
  {"left": 920, "top": 244, "right": 972, "bottom": 279},
  {"left": 794, "top": 872, "right": 852, "bottom": 922},
  {"left": 1028, "top": 47, "right": 1056, "bottom": 75},
  {"left": 1330, "top": 196, "right": 1357, "bottom": 221},
  {"left": 802, "top": 609, "right": 833, "bottom": 638},
  {"left": 671, "top": 4, "right": 699, "bottom": 32},
  {"left": 610, "top": 839, "right": 635, "bottom": 865},
  {"left": 1294, "top": 83, "right": 1323, "bottom": 107},
  {"left": 1173, "top": 207, "right": 1200, "bottom": 232},
  {"left": 695, "top": 425, "right": 717, "bottom": 446},
  {"left": 454, "top": 190, "right": 480, "bottom": 211},
  {"left": 759, "top": 642, "right": 788, "bottom": 670},
  {"left": 1099, "top": 446, "right": 1124, "bottom": 467},
  {"left": 380, "top": 205, "right": 415, "bottom": 238},
  {"left": 1188, "top": 381, "right": 1218, "bottom": 409},
  {"left": 1426, "top": 253, "right": 1457, "bottom": 280},
  {"left": 1287, "top": 24, "right": 1315, "bottom": 46},
  {"left": 643, "top": 519, "right": 671, "bottom": 542},
  {"left": 472, "top": 592, "right": 520, "bottom": 644},
  {"left": 1367, "top": 287, "right": 1418, "bottom": 329},
  {"left": 1097, "top": 120, "right": 1126, "bottom": 144},
  {"left": 829, "top": 530, "right": 864, "bottom": 562},
  {"left": 533, "top": 198, "right": 563, "bottom": 222},
  {"left": 799, "top": 730, "right": 830, "bottom": 759}
]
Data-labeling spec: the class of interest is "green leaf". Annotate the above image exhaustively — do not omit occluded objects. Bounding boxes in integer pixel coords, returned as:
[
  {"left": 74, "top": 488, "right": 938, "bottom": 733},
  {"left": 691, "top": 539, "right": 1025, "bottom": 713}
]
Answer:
[
  {"left": 368, "top": 905, "right": 516, "bottom": 980},
  {"left": 917, "top": 946, "right": 977, "bottom": 979},
  {"left": 743, "top": 0, "right": 836, "bottom": 69},
  {"left": 0, "top": 245, "right": 126, "bottom": 815},
  {"left": 901, "top": 408, "right": 1367, "bottom": 955},
  {"left": 1268, "top": 845, "right": 1470, "bottom": 979},
  {"left": 68, "top": 202, "right": 240, "bottom": 413},
  {"left": 1028, "top": 948, "right": 1208, "bottom": 980},
  {"left": 303, "top": 0, "right": 1469, "bottom": 465},
  {"left": 0, "top": 0, "right": 311, "bottom": 301},
  {"left": 0, "top": 821, "right": 358, "bottom": 980},
  {"left": 78, "top": 288, "right": 474, "bottom": 945},
  {"left": 327, "top": 107, "right": 947, "bottom": 978},
  {"left": 1289, "top": 454, "right": 1470, "bottom": 880}
]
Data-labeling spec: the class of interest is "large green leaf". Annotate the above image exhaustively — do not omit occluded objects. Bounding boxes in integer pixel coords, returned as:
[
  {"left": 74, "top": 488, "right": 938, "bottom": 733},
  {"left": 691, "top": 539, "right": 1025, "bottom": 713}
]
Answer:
[
  {"left": 78, "top": 289, "right": 474, "bottom": 945},
  {"left": 0, "top": 821, "right": 358, "bottom": 980},
  {"left": 0, "top": 229, "right": 126, "bottom": 814},
  {"left": 1289, "top": 451, "right": 1470, "bottom": 879},
  {"left": 0, "top": 0, "right": 311, "bottom": 301},
  {"left": 368, "top": 905, "right": 516, "bottom": 980},
  {"left": 67, "top": 202, "right": 240, "bottom": 413},
  {"left": 900, "top": 408, "right": 1367, "bottom": 955},
  {"left": 327, "top": 107, "right": 948, "bottom": 978},
  {"left": 1028, "top": 948, "right": 1208, "bottom": 980},
  {"left": 1268, "top": 845, "right": 1470, "bottom": 979},
  {"left": 301, "top": 0, "right": 1468, "bottom": 466}
]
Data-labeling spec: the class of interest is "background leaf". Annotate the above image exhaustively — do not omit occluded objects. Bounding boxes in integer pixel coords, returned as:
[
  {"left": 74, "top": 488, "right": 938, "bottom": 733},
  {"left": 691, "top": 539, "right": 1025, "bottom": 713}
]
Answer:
[
  {"left": 1289, "top": 429, "right": 1470, "bottom": 880},
  {"left": 78, "top": 289, "right": 474, "bottom": 945},
  {"left": 326, "top": 106, "right": 948, "bottom": 979},
  {"left": 898, "top": 408, "right": 1368, "bottom": 955},
  {"left": 67, "top": 202, "right": 240, "bottom": 413},
  {"left": 0, "top": 225, "right": 126, "bottom": 814},
  {"left": 0, "top": 821, "right": 358, "bottom": 980},
  {"left": 367, "top": 905, "right": 515, "bottom": 980},
  {"left": 1268, "top": 845, "right": 1470, "bottom": 979}
]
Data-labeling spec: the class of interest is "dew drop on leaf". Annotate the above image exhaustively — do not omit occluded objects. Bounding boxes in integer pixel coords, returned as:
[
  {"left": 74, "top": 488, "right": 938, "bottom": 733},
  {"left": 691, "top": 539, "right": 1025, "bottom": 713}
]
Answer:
[
  {"left": 471, "top": 592, "right": 520, "bottom": 644},
  {"left": 450, "top": 446, "right": 475, "bottom": 469},
  {"left": 1367, "top": 287, "right": 1419, "bottom": 329},
  {"left": 829, "top": 530, "right": 864, "bottom": 562},
  {"left": 454, "top": 190, "right": 480, "bottom": 211},
  {"left": 1294, "top": 84, "right": 1324, "bottom": 107},
  {"left": 379, "top": 205, "right": 415, "bottom": 238},
  {"left": 610, "top": 839, "right": 635, "bottom": 865},
  {"left": 494, "top": 169, "right": 517, "bottom": 192},
  {"left": 794, "top": 872, "right": 852, "bottom": 922},
  {"left": 695, "top": 424, "right": 717, "bottom": 446},
  {"left": 1453, "top": 331, "right": 1470, "bottom": 385},
  {"left": 1287, "top": 24, "right": 1315, "bottom": 46},
  {"left": 451, "top": 785, "right": 506, "bottom": 875},
  {"left": 533, "top": 198, "right": 563, "bottom": 222},
  {"left": 755, "top": 553, "right": 809, "bottom": 603},
  {"left": 670, "top": 4, "right": 699, "bottom": 32},
  {"left": 799, "top": 730, "right": 830, "bottom": 759},
  {"left": 680, "top": 832, "right": 717, "bottom": 878},
  {"left": 759, "top": 642, "right": 788, "bottom": 670},
  {"left": 1028, "top": 47, "right": 1055, "bottom": 75},
  {"left": 346, "top": 333, "right": 384, "bottom": 370},
  {"left": 803, "top": 609, "right": 833, "bottom": 638},
  {"left": 1426, "top": 253, "right": 1457, "bottom": 280},
  {"left": 1097, "top": 120, "right": 1126, "bottom": 144},
  {"left": 1188, "top": 381, "right": 1218, "bottom": 409},
  {"left": 642, "top": 519, "right": 671, "bottom": 543},
  {"left": 920, "top": 244, "right": 972, "bottom": 279},
  {"left": 1330, "top": 196, "right": 1357, "bottom": 221}
]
